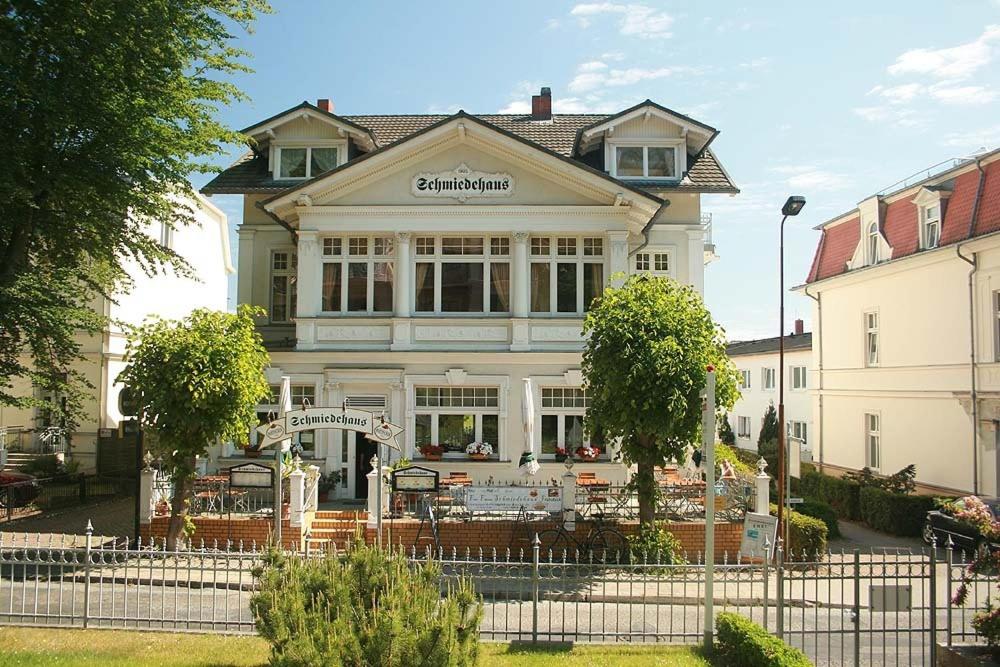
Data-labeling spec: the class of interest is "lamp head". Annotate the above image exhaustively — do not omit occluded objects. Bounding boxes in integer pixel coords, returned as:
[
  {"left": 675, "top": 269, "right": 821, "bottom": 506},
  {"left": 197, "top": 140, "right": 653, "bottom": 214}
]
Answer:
[{"left": 782, "top": 196, "right": 806, "bottom": 216}]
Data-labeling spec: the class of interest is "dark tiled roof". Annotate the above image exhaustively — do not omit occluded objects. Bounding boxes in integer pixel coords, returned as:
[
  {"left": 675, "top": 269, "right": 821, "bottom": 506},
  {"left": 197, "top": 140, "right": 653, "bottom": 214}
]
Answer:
[
  {"left": 202, "top": 111, "right": 738, "bottom": 195},
  {"left": 727, "top": 333, "right": 812, "bottom": 357}
]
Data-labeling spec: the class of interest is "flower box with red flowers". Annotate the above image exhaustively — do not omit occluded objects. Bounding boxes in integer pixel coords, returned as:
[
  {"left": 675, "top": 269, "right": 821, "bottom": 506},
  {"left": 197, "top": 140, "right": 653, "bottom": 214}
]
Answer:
[
  {"left": 419, "top": 444, "right": 444, "bottom": 461},
  {"left": 575, "top": 446, "right": 601, "bottom": 462}
]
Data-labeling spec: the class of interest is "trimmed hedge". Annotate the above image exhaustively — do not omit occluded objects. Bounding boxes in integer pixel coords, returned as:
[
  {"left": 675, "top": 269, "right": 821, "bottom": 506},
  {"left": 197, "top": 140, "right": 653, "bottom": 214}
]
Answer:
[
  {"left": 797, "top": 499, "right": 841, "bottom": 540},
  {"left": 799, "top": 471, "right": 861, "bottom": 521},
  {"left": 716, "top": 612, "right": 812, "bottom": 667},
  {"left": 858, "top": 486, "right": 935, "bottom": 537},
  {"left": 771, "top": 504, "right": 828, "bottom": 557}
]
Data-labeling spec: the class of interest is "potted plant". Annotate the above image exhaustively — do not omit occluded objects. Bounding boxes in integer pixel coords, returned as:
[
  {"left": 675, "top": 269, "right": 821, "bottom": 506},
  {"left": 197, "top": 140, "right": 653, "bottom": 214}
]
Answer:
[
  {"left": 419, "top": 444, "right": 444, "bottom": 461},
  {"left": 575, "top": 445, "right": 601, "bottom": 462},
  {"left": 555, "top": 446, "right": 570, "bottom": 463},
  {"left": 243, "top": 442, "right": 261, "bottom": 458},
  {"left": 466, "top": 442, "right": 493, "bottom": 461},
  {"left": 317, "top": 471, "right": 340, "bottom": 502}
]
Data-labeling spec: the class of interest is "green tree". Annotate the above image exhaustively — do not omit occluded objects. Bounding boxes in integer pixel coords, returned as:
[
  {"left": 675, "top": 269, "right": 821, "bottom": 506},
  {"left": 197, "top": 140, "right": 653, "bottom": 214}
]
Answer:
[
  {"left": 0, "top": 0, "right": 271, "bottom": 426},
  {"left": 718, "top": 412, "right": 736, "bottom": 446},
  {"left": 758, "top": 401, "right": 779, "bottom": 450},
  {"left": 118, "top": 306, "right": 270, "bottom": 548},
  {"left": 582, "top": 275, "right": 739, "bottom": 526}
]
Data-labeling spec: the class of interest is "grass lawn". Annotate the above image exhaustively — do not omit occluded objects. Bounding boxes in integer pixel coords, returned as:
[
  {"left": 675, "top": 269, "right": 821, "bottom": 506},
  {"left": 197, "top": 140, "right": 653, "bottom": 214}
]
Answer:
[{"left": 0, "top": 627, "right": 711, "bottom": 666}]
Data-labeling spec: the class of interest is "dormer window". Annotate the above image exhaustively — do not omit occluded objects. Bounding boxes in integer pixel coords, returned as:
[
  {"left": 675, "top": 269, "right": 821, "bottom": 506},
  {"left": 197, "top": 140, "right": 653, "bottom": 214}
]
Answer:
[
  {"left": 607, "top": 141, "right": 683, "bottom": 180},
  {"left": 866, "top": 221, "right": 880, "bottom": 264},
  {"left": 920, "top": 204, "right": 940, "bottom": 249},
  {"left": 276, "top": 145, "right": 341, "bottom": 180}
]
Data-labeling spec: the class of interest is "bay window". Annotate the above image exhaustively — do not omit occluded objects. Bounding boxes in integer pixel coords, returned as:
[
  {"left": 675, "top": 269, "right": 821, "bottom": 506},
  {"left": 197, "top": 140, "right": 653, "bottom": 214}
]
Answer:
[
  {"left": 539, "top": 387, "right": 599, "bottom": 458},
  {"left": 270, "top": 250, "right": 297, "bottom": 323},
  {"left": 276, "top": 145, "right": 341, "bottom": 179},
  {"left": 413, "top": 236, "right": 510, "bottom": 314},
  {"left": 530, "top": 236, "right": 605, "bottom": 315},
  {"left": 320, "top": 236, "right": 394, "bottom": 314},
  {"left": 413, "top": 387, "right": 500, "bottom": 459}
]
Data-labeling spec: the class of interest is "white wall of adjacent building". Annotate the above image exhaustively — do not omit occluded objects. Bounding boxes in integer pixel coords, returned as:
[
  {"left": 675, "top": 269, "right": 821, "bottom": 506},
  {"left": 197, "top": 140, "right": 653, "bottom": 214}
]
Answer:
[{"left": 726, "top": 346, "right": 813, "bottom": 457}]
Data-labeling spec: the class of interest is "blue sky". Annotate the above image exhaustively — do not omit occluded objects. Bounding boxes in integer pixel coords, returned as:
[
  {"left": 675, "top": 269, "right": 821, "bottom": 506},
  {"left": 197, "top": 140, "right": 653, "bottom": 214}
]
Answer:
[{"left": 195, "top": 1, "right": 1000, "bottom": 341}]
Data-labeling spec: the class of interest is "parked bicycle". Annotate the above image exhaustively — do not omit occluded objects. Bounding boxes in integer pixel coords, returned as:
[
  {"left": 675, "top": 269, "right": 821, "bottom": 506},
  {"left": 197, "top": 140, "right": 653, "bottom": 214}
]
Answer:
[{"left": 535, "top": 520, "right": 629, "bottom": 563}]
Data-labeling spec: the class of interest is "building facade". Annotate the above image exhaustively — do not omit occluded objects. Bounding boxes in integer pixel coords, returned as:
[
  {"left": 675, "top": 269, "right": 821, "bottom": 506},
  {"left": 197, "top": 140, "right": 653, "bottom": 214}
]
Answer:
[
  {"left": 201, "top": 89, "right": 738, "bottom": 499},
  {"left": 0, "top": 195, "right": 233, "bottom": 473},
  {"left": 726, "top": 324, "right": 812, "bottom": 457},
  {"left": 799, "top": 148, "right": 1000, "bottom": 495}
]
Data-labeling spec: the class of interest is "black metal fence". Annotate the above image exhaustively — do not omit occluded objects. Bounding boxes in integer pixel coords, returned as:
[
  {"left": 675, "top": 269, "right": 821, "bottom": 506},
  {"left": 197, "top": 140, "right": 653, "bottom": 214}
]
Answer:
[{"left": 0, "top": 475, "right": 132, "bottom": 523}]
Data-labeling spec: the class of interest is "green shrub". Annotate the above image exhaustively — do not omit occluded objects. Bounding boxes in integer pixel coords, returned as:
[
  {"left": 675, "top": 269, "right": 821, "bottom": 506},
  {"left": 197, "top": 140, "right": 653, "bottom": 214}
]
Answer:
[
  {"left": 797, "top": 499, "right": 840, "bottom": 540},
  {"left": 769, "top": 504, "right": 828, "bottom": 558},
  {"left": 628, "top": 523, "right": 686, "bottom": 564},
  {"left": 716, "top": 612, "right": 812, "bottom": 667},
  {"left": 251, "top": 542, "right": 482, "bottom": 666},
  {"left": 844, "top": 464, "right": 916, "bottom": 495},
  {"left": 799, "top": 471, "right": 861, "bottom": 520},
  {"left": 859, "top": 486, "right": 935, "bottom": 537},
  {"left": 19, "top": 455, "right": 79, "bottom": 479}
]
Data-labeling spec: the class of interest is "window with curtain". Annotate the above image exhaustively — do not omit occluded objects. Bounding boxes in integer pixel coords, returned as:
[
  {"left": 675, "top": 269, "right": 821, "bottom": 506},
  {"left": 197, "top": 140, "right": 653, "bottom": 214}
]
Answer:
[
  {"left": 320, "top": 236, "right": 393, "bottom": 314},
  {"left": 411, "top": 236, "right": 509, "bottom": 314},
  {"left": 277, "top": 146, "right": 341, "bottom": 179},
  {"left": 270, "top": 251, "right": 297, "bottom": 323},
  {"left": 413, "top": 387, "right": 500, "bottom": 458},
  {"left": 539, "top": 387, "right": 596, "bottom": 458},
  {"left": 530, "top": 236, "right": 605, "bottom": 315},
  {"left": 612, "top": 144, "right": 680, "bottom": 179}
]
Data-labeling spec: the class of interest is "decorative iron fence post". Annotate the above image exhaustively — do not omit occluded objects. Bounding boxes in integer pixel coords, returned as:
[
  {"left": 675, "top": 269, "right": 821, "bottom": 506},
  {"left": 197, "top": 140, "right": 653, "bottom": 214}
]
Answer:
[
  {"left": 763, "top": 537, "right": 771, "bottom": 631},
  {"left": 83, "top": 520, "right": 93, "bottom": 628},
  {"left": 853, "top": 549, "right": 861, "bottom": 667},
  {"left": 776, "top": 538, "right": 784, "bottom": 639},
  {"left": 945, "top": 536, "right": 954, "bottom": 647},
  {"left": 929, "top": 539, "right": 938, "bottom": 667},
  {"left": 531, "top": 533, "right": 540, "bottom": 643}
]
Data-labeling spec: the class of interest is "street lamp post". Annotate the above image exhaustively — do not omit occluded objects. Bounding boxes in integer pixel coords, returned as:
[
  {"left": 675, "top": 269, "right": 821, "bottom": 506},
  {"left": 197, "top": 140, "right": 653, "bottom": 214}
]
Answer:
[{"left": 777, "top": 196, "right": 806, "bottom": 547}]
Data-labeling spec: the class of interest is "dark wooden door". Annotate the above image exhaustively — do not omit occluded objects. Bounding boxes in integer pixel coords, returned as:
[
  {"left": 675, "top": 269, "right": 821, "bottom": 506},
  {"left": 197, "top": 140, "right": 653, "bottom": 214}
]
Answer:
[{"left": 354, "top": 435, "right": 377, "bottom": 499}]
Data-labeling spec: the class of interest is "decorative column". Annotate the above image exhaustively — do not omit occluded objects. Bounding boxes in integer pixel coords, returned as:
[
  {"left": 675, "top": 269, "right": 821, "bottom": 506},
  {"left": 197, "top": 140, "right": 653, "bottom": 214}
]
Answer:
[
  {"left": 323, "top": 379, "right": 342, "bottom": 485},
  {"left": 289, "top": 465, "right": 305, "bottom": 528},
  {"left": 512, "top": 231, "right": 529, "bottom": 318},
  {"left": 394, "top": 232, "right": 411, "bottom": 317},
  {"left": 687, "top": 229, "right": 705, "bottom": 295},
  {"left": 236, "top": 227, "right": 256, "bottom": 308},
  {"left": 755, "top": 458, "right": 771, "bottom": 515},
  {"left": 296, "top": 231, "right": 320, "bottom": 350},
  {"left": 608, "top": 231, "right": 630, "bottom": 287},
  {"left": 562, "top": 465, "right": 577, "bottom": 532},
  {"left": 139, "top": 467, "right": 155, "bottom": 526}
]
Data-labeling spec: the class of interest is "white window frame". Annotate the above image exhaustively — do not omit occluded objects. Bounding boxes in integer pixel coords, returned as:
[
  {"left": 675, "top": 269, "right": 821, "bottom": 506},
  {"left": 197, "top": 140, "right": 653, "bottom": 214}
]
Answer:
[
  {"left": 867, "top": 221, "right": 880, "bottom": 265},
  {"left": 538, "top": 387, "right": 596, "bottom": 459},
  {"left": 158, "top": 221, "right": 172, "bottom": 249},
  {"left": 864, "top": 411, "right": 881, "bottom": 470},
  {"left": 633, "top": 246, "right": 677, "bottom": 278},
  {"left": 739, "top": 369, "right": 751, "bottom": 390},
  {"left": 606, "top": 139, "right": 685, "bottom": 180},
  {"left": 269, "top": 248, "right": 297, "bottom": 323},
  {"left": 412, "top": 387, "right": 501, "bottom": 460},
  {"left": 787, "top": 420, "right": 808, "bottom": 446},
  {"left": 252, "top": 378, "right": 322, "bottom": 454},
  {"left": 790, "top": 366, "right": 807, "bottom": 391},
  {"left": 412, "top": 236, "right": 511, "bottom": 316},
  {"left": 762, "top": 367, "right": 776, "bottom": 391},
  {"left": 273, "top": 141, "right": 347, "bottom": 180},
  {"left": 994, "top": 291, "right": 1000, "bottom": 362},
  {"left": 920, "top": 204, "right": 941, "bottom": 250},
  {"left": 529, "top": 235, "right": 607, "bottom": 316},
  {"left": 864, "top": 310, "right": 879, "bottom": 367},
  {"left": 320, "top": 235, "right": 395, "bottom": 315},
  {"left": 737, "top": 416, "right": 751, "bottom": 439},
  {"left": 405, "top": 374, "right": 509, "bottom": 461}
]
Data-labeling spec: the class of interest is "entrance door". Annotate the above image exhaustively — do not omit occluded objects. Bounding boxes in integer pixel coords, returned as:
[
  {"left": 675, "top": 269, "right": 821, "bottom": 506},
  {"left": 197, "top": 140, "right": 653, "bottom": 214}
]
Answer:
[{"left": 354, "top": 434, "right": 377, "bottom": 499}]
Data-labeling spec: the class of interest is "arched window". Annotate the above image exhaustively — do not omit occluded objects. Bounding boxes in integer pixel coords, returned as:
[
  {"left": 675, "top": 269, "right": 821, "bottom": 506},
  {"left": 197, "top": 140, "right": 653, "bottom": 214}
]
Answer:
[{"left": 867, "top": 222, "right": 879, "bottom": 264}]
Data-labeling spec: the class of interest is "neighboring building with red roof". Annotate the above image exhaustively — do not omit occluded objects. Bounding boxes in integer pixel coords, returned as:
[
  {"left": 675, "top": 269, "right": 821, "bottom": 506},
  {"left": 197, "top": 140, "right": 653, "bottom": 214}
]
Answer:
[
  {"left": 199, "top": 88, "right": 737, "bottom": 497},
  {"left": 797, "top": 147, "right": 1000, "bottom": 495}
]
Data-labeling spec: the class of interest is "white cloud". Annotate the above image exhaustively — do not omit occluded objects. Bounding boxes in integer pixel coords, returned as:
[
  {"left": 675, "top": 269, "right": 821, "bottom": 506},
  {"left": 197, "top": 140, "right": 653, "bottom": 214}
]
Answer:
[
  {"left": 941, "top": 125, "right": 1000, "bottom": 150},
  {"left": 867, "top": 81, "right": 996, "bottom": 107},
  {"left": 867, "top": 83, "right": 922, "bottom": 104},
  {"left": 738, "top": 57, "right": 771, "bottom": 71},
  {"left": 771, "top": 165, "right": 851, "bottom": 191},
  {"left": 600, "top": 51, "right": 626, "bottom": 62},
  {"left": 578, "top": 61, "right": 608, "bottom": 72},
  {"left": 569, "top": 3, "right": 674, "bottom": 39},
  {"left": 568, "top": 61, "right": 701, "bottom": 93},
  {"left": 853, "top": 105, "right": 921, "bottom": 128},
  {"left": 928, "top": 83, "right": 996, "bottom": 105},
  {"left": 887, "top": 24, "right": 1000, "bottom": 79},
  {"left": 545, "top": 18, "right": 561, "bottom": 30}
]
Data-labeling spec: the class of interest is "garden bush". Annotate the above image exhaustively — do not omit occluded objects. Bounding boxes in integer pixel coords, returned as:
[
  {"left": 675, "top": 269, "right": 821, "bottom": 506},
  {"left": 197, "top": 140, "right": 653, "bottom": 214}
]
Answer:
[
  {"left": 799, "top": 471, "right": 861, "bottom": 521},
  {"left": 797, "top": 499, "right": 840, "bottom": 540},
  {"left": 770, "top": 504, "right": 828, "bottom": 557},
  {"left": 716, "top": 442, "right": 755, "bottom": 477},
  {"left": 859, "top": 486, "right": 935, "bottom": 537},
  {"left": 251, "top": 542, "right": 482, "bottom": 666},
  {"left": 715, "top": 612, "right": 812, "bottom": 667},
  {"left": 628, "top": 523, "right": 687, "bottom": 564}
]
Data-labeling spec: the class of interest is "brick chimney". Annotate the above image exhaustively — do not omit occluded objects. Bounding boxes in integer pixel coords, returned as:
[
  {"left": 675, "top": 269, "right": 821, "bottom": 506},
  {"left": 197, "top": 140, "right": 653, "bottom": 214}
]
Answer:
[
  {"left": 531, "top": 87, "right": 552, "bottom": 121},
  {"left": 316, "top": 98, "right": 334, "bottom": 113},
  {"left": 794, "top": 319, "right": 804, "bottom": 335}
]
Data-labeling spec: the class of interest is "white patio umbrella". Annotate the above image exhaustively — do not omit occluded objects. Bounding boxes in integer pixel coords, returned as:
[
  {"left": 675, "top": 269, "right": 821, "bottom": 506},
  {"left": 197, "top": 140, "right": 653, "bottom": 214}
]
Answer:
[
  {"left": 274, "top": 376, "right": 293, "bottom": 542},
  {"left": 517, "top": 378, "right": 540, "bottom": 476}
]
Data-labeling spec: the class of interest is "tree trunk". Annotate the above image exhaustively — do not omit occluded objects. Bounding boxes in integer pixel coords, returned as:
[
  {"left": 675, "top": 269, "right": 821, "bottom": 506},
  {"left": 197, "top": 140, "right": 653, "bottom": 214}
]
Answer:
[{"left": 166, "top": 469, "right": 193, "bottom": 551}]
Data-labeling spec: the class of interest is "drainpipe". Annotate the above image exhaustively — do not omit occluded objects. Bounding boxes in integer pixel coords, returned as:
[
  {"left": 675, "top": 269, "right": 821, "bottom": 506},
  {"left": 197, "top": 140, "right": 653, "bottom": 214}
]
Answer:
[
  {"left": 804, "top": 285, "right": 823, "bottom": 472},
  {"left": 628, "top": 200, "right": 671, "bottom": 258},
  {"left": 255, "top": 200, "right": 298, "bottom": 244},
  {"left": 957, "top": 245, "right": 979, "bottom": 495}
]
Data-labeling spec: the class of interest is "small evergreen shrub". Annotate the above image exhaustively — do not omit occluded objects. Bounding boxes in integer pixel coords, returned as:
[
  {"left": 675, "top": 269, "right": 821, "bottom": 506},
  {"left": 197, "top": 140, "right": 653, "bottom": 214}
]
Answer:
[
  {"left": 771, "top": 504, "right": 828, "bottom": 558},
  {"left": 716, "top": 612, "right": 812, "bottom": 667},
  {"left": 859, "top": 487, "right": 935, "bottom": 537},
  {"left": 797, "top": 499, "right": 840, "bottom": 539},
  {"left": 627, "top": 523, "right": 686, "bottom": 564},
  {"left": 799, "top": 471, "right": 861, "bottom": 521},
  {"left": 251, "top": 542, "right": 482, "bottom": 666},
  {"left": 719, "top": 414, "right": 736, "bottom": 446}
]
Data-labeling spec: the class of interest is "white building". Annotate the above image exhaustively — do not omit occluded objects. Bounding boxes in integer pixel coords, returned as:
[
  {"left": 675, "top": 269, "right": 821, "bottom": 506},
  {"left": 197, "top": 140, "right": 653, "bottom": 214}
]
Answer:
[
  {"left": 201, "top": 89, "right": 738, "bottom": 499},
  {"left": 0, "top": 195, "right": 233, "bottom": 473},
  {"left": 726, "top": 323, "right": 812, "bottom": 456},
  {"left": 798, "top": 148, "right": 1000, "bottom": 495}
]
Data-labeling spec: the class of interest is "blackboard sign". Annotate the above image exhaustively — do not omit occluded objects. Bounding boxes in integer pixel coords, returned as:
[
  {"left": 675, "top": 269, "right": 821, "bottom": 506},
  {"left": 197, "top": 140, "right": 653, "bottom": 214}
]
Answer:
[
  {"left": 391, "top": 465, "right": 439, "bottom": 493},
  {"left": 227, "top": 462, "right": 274, "bottom": 489}
]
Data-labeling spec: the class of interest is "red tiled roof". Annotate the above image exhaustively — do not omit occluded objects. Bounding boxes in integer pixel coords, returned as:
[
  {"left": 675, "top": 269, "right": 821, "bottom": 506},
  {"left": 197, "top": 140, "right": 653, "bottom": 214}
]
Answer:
[{"left": 805, "top": 154, "right": 1000, "bottom": 284}]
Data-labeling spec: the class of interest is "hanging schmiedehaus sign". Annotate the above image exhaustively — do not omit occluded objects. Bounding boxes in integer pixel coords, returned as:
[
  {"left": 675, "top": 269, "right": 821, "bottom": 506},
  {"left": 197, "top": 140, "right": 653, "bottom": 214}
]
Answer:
[
  {"left": 411, "top": 163, "right": 514, "bottom": 202},
  {"left": 255, "top": 407, "right": 403, "bottom": 451}
]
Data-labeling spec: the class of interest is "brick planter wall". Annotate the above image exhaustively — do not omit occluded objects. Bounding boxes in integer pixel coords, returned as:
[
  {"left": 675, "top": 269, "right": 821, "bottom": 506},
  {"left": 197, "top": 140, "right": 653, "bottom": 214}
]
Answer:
[
  {"left": 367, "top": 519, "right": 743, "bottom": 563},
  {"left": 139, "top": 515, "right": 303, "bottom": 550}
]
